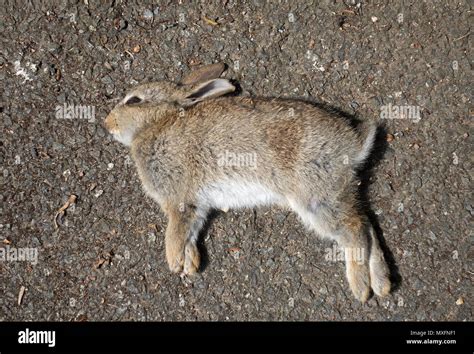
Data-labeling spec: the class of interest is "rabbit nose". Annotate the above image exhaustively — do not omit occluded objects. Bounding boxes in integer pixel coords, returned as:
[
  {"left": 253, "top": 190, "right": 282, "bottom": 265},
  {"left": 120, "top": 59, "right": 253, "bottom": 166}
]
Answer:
[{"left": 103, "top": 113, "right": 115, "bottom": 132}]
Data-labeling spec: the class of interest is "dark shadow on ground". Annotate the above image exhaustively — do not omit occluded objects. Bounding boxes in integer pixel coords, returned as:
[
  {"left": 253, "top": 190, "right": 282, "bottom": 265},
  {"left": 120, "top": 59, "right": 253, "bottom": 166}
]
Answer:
[{"left": 196, "top": 209, "right": 220, "bottom": 272}]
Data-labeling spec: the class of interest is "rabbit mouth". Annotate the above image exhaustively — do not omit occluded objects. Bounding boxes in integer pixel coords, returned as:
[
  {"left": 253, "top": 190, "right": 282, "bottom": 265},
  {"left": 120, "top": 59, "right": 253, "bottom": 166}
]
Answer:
[
  {"left": 111, "top": 130, "right": 133, "bottom": 146},
  {"left": 108, "top": 127, "right": 120, "bottom": 135}
]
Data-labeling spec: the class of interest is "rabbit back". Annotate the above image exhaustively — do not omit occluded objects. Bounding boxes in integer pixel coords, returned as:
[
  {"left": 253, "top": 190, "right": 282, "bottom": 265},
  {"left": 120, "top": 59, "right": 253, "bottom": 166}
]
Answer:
[{"left": 131, "top": 96, "right": 374, "bottom": 208}]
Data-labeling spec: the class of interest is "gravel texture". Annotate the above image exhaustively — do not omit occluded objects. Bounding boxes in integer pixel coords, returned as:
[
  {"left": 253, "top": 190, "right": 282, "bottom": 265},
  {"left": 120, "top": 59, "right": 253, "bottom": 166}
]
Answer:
[{"left": 0, "top": 0, "right": 472, "bottom": 321}]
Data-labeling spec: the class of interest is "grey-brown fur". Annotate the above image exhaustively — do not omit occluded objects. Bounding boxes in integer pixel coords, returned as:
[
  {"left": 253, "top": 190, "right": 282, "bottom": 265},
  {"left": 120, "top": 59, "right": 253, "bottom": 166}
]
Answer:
[{"left": 104, "top": 63, "right": 391, "bottom": 302}]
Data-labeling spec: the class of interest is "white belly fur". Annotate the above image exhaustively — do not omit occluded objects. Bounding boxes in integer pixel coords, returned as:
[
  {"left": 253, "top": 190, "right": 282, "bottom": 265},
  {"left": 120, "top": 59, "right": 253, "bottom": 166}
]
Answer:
[{"left": 198, "top": 179, "right": 284, "bottom": 210}]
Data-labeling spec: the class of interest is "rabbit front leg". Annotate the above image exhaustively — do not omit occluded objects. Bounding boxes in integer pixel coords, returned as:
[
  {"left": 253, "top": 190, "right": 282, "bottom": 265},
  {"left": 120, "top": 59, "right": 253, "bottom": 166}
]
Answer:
[{"left": 163, "top": 203, "right": 207, "bottom": 275}]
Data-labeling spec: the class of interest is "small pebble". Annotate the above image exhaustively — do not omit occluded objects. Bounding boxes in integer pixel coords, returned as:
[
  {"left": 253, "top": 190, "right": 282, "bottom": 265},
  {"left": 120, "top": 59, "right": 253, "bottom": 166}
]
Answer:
[
  {"left": 428, "top": 230, "right": 436, "bottom": 241},
  {"left": 178, "top": 294, "right": 185, "bottom": 307},
  {"left": 452, "top": 152, "right": 459, "bottom": 165},
  {"left": 143, "top": 9, "right": 154, "bottom": 20},
  {"left": 455, "top": 297, "right": 464, "bottom": 305},
  {"left": 107, "top": 163, "right": 114, "bottom": 170},
  {"left": 148, "top": 232, "right": 156, "bottom": 244},
  {"left": 386, "top": 133, "right": 395, "bottom": 142},
  {"left": 397, "top": 202, "right": 404, "bottom": 213},
  {"left": 124, "top": 250, "right": 130, "bottom": 260},
  {"left": 63, "top": 169, "right": 71, "bottom": 179},
  {"left": 105, "top": 84, "right": 115, "bottom": 95}
]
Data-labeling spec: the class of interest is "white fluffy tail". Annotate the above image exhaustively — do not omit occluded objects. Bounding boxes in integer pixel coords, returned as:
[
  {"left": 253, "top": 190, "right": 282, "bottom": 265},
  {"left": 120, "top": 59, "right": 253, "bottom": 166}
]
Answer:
[{"left": 353, "top": 122, "right": 377, "bottom": 165}]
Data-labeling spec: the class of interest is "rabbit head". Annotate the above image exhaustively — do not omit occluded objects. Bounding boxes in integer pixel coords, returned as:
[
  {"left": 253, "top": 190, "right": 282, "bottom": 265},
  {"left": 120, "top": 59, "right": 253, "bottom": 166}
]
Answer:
[{"left": 104, "top": 63, "right": 235, "bottom": 146}]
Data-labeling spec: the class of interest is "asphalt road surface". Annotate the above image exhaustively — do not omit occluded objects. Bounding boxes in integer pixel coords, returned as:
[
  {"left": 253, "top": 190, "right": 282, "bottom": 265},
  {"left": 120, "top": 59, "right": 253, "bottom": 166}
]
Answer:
[{"left": 1, "top": 1, "right": 471, "bottom": 321}]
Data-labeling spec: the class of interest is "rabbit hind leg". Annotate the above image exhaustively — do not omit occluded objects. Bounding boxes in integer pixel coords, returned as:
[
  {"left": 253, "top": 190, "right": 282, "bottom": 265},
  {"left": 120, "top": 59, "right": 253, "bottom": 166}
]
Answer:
[{"left": 287, "top": 196, "right": 372, "bottom": 302}]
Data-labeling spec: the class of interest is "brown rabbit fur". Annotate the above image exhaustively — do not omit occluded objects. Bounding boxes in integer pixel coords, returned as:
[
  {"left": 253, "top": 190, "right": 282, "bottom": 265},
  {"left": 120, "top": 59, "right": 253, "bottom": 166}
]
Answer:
[{"left": 104, "top": 63, "right": 391, "bottom": 302}]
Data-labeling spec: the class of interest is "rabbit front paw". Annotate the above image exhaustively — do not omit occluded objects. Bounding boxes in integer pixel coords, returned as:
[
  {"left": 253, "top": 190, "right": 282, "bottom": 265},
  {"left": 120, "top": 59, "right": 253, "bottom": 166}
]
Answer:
[
  {"left": 183, "top": 241, "right": 200, "bottom": 275},
  {"left": 166, "top": 240, "right": 185, "bottom": 273}
]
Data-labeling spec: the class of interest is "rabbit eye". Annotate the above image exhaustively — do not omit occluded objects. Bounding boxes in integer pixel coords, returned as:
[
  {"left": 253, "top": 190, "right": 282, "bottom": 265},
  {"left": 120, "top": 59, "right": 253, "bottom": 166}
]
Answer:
[{"left": 125, "top": 96, "right": 142, "bottom": 105}]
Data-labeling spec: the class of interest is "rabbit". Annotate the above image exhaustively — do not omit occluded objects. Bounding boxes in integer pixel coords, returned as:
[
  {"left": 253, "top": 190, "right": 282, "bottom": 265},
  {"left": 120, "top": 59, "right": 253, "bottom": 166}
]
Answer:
[{"left": 104, "top": 63, "right": 391, "bottom": 302}]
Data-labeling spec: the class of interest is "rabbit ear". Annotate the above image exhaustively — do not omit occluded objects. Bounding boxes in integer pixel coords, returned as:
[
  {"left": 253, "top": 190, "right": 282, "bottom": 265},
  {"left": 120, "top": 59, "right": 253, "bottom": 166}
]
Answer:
[
  {"left": 180, "top": 79, "right": 235, "bottom": 107},
  {"left": 181, "top": 63, "right": 226, "bottom": 85}
]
